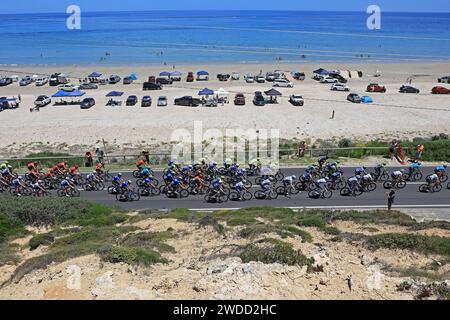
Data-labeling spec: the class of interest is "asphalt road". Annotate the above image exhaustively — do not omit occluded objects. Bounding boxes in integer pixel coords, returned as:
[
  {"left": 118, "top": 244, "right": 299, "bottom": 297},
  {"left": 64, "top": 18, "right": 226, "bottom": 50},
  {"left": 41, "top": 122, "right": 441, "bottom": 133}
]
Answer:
[{"left": 77, "top": 166, "right": 450, "bottom": 210}]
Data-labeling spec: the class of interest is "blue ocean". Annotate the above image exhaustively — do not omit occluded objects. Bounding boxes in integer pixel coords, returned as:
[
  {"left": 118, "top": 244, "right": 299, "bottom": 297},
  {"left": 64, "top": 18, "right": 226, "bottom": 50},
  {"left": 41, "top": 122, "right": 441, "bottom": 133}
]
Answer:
[{"left": 1, "top": 10, "right": 450, "bottom": 65}]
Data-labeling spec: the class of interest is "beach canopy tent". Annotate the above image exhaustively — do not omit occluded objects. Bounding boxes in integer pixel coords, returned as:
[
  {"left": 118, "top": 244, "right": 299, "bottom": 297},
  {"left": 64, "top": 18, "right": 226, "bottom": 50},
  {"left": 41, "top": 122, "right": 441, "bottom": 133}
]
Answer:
[
  {"left": 214, "top": 88, "right": 229, "bottom": 96},
  {"left": 0, "top": 97, "right": 17, "bottom": 102},
  {"left": 361, "top": 96, "right": 373, "bottom": 103},
  {"left": 171, "top": 71, "right": 182, "bottom": 76},
  {"left": 159, "top": 71, "right": 171, "bottom": 77},
  {"left": 88, "top": 72, "right": 102, "bottom": 78},
  {"left": 130, "top": 73, "right": 138, "bottom": 80},
  {"left": 52, "top": 90, "right": 85, "bottom": 98},
  {"left": 198, "top": 88, "right": 214, "bottom": 96},
  {"left": 197, "top": 70, "right": 209, "bottom": 76},
  {"left": 264, "top": 88, "right": 282, "bottom": 96},
  {"left": 106, "top": 91, "right": 124, "bottom": 97},
  {"left": 313, "top": 68, "right": 330, "bottom": 75}
]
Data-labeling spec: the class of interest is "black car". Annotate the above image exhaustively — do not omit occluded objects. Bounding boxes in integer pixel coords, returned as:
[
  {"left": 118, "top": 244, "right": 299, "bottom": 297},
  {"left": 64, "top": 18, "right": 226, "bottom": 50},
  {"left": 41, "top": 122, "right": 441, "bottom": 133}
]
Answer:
[
  {"left": 217, "top": 74, "right": 230, "bottom": 81},
  {"left": 141, "top": 96, "right": 152, "bottom": 107},
  {"left": 156, "top": 77, "right": 173, "bottom": 85},
  {"left": 347, "top": 93, "right": 361, "bottom": 103},
  {"left": 143, "top": 82, "right": 162, "bottom": 91},
  {"left": 80, "top": 98, "right": 96, "bottom": 109},
  {"left": 253, "top": 92, "right": 265, "bottom": 106},
  {"left": 123, "top": 77, "right": 133, "bottom": 85},
  {"left": 126, "top": 95, "right": 138, "bottom": 106},
  {"left": 438, "top": 76, "right": 450, "bottom": 83},
  {"left": 399, "top": 85, "right": 420, "bottom": 93},
  {"left": 109, "top": 75, "right": 121, "bottom": 84},
  {"left": 174, "top": 96, "right": 201, "bottom": 107},
  {"left": 0, "top": 77, "right": 13, "bottom": 87}
]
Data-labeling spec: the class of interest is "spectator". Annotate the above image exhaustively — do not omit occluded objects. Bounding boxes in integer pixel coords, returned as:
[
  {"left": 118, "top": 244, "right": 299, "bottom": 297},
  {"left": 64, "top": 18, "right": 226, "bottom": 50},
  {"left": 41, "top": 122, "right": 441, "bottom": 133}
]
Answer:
[
  {"left": 415, "top": 144, "right": 425, "bottom": 161},
  {"left": 142, "top": 150, "right": 150, "bottom": 164},
  {"left": 85, "top": 151, "right": 93, "bottom": 167},
  {"left": 297, "top": 141, "right": 307, "bottom": 157},
  {"left": 388, "top": 139, "right": 398, "bottom": 159},
  {"left": 386, "top": 189, "right": 396, "bottom": 211},
  {"left": 95, "top": 147, "right": 104, "bottom": 163}
]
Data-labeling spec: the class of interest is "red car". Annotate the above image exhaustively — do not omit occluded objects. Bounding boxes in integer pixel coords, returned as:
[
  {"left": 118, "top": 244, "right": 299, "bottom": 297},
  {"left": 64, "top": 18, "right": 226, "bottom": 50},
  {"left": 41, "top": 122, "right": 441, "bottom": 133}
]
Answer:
[
  {"left": 186, "top": 72, "right": 194, "bottom": 82},
  {"left": 234, "top": 93, "right": 246, "bottom": 106},
  {"left": 432, "top": 86, "right": 450, "bottom": 94},
  {"left": 366, "top": 83, "right": 386, "bottom": 93}
]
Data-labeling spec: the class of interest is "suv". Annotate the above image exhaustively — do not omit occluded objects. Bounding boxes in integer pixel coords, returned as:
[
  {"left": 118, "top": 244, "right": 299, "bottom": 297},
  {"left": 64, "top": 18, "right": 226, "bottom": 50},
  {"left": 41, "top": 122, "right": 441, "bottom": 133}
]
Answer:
[
  {"left": 255, "top": 75, "right": 266, "bottom": 83},
  {"left": 432, "top": 86, "right": 450, "bottom": 94},
  {"left": 292, "top": 72, "right": 306, "bottom": 80},
  {"left": 126, "top": 95, "right": 138, "bottom": 106},
  {"left": 331, "top": 83, "right": 350, "bottom": 91},
  {"left": 34, "top": 95, "right": 51, "bottom": 107},
  {"left": 234, "top": 93, "right": 246, "bottom": 106},
  {"left": 274, "top": 78, "right": 294, "bottom": 88},
  {"left": 347, "top": 93, "right": 361, "bottom": 103},
  {"left": 245, "top": 74, "right": 255, "bottom": 83},
  {"left": 143, "top": 82, "right": 162, "bottom": 90},
  {"left": 289, "top": 94, "right": 304, "bottom": 106},
  {"left": 79, "top": 83, "right": 98, "bottom": 90},
  {"left": 399, "top": 85, "right": 420, "bottom": 93},
  {"left": 366, "top": 83, "right": 386, "bottom": 93},
  {"left": 186, "top": 72, "right": 195, "bottom": 82},
  {"left": 217, "top": 74, "right": 230, "bottom": 81},
  {"left": 59, "top": 84, "right": 77, "bottom": 92},
  {"left": 109, "top": 75, "right": 121, "bottom": 84},
  {"left": 157, "top": 96, "right": 168, "bottom": 107},
  {"left": 35, "top": 77, "right": 48, "bottom": 86},
  {"left": 80, "top": 98, "right": 95, "bottom": 109},
  {"left": 0, "top": 77, "right": 13, "bottom": 86},
  {"left": 141, "top": 96, "right": 152, "bottom": 107},
  {"left": 123, "top": 77, "right": 133, "bottom": 85},
  {"left": 19, "top": 76, "right": 33, "bottom": 86},
  {"left": 174, "top": 96, "right": 201, "bottom": 107},
  {"left": 438, "top": 76, "right": 450, "bottom": 83},
  {"left": 265, "top": 72, "right": 275, "bottom": 82},
  {"left": 253, "top": 92, "right": 265, "bottom": 106},
  {"left": 320, "top": 76, "right": 338, "bottom": 84},
  {"left": 156, "top": 77, "right": 173, "bottom": 85}
]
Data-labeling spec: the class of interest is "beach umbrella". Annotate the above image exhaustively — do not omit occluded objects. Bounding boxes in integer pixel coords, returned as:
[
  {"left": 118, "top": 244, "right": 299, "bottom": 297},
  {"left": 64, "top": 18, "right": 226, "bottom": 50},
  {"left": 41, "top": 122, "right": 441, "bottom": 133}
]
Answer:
[
  {"left": 361, "top": 96, "right": 373, "bottom": 103},
  {"left": 264, "top": 88, "right": 282, "bottom": 96},
  {"left": 106, "top": 91, "right": 124, "bottom": 97},
  {"left": 130, "top": 73, "right": 138, "bottom": 80},
  {"left": 198, "top": 88, "right": 214, "bottom": 96}
]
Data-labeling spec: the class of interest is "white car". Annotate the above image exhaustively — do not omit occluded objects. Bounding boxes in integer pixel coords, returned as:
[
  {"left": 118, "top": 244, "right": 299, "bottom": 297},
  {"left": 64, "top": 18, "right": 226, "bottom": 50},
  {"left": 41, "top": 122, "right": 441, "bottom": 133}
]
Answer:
[
  {"left": 59, "top": 84, "right": 77, "bottom": 92},
  {"left": 331, "top": 83, "right": 350, "bottom": 91},
  {"left": 320, "top": 76, "right": 338, "bottom": 84},
  {"left": 35, "top": 77, "right": 48, "bottom": 86},
  {"left": 34, "top": 95, "right": 51, "bottom": 107},
  {"left": 273, "top": 78, "right": 294, "bottom": 88},
  {"left": 245, "top": 74, "right": 255, "bottom": 83},
  {"left": 289, "top": 94, "right": 304, "bottom": 106}
]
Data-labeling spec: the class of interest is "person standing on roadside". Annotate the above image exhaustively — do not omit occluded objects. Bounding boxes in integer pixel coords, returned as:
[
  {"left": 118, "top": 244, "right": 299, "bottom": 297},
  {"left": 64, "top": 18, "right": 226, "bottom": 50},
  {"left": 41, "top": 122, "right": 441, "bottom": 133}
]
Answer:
[
  {"left": 389, "top": 139, "right": 398, "bottom": 160},
  {"left": 415, "top": 144, "right": 425, "bottom": 161},
  {"left": 387, "top": 189, "right": 396, "bottom": 211}
]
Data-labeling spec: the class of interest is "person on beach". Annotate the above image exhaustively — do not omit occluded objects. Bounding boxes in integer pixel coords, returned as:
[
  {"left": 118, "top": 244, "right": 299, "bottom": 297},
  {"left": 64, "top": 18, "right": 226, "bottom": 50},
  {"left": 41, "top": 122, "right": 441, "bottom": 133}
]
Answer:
[{"left": 386, "top": 189, "right": 396, "bottom": 211}]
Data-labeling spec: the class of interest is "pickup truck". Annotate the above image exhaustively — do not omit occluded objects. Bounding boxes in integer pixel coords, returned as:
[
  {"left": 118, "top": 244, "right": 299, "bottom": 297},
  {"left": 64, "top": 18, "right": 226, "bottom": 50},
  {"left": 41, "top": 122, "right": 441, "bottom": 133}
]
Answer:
[{"left": 174, "top": 96, "right": 201, "bottom": 107}]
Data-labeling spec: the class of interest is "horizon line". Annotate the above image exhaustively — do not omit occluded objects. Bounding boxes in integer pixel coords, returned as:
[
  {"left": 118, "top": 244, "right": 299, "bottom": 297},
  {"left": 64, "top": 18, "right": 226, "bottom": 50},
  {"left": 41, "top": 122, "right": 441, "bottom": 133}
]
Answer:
[{"left": 1, "top": 9, "right": 450, "bottom": 15}]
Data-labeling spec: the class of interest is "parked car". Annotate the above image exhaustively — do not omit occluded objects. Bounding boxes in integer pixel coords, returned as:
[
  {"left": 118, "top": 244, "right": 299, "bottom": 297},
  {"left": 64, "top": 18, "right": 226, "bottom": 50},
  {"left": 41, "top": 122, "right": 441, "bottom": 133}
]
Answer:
[
  {"left": 320, "top": 76, "right": 338, "bottom": 84},
  {"left": 399, "top": 85, "right": 420, "bottom": 93},
  {"left": 109, "top": 75, "right": 121, "bottom": 84},
  {"left": 292, "top": 72, "right": 306, "bottom": 81},
  {"left": 126, "top": 95, "right": 138, "bottom": 106},
  {"left": 231, "top": 72, "right": 240, "bottom": 80},
  {"left": 245, "top": 74, "right": 255, "bottom": 83},
  {"left": 347, "top": 93, "right": 361, "bottom": 103},
  {"left": 157, "top": 96, "right": 168, "bottom": 107},
  {"left": 432, "top": 86, "right": 450, "bottom": 94},
  {"left": 274, "top": 78, "right": 294, "bottom": 88},
  {"left": 141, "top": 96, "right": 152, "bottom": 107},
  {"left": 0, "top": 77, "right": 13, "bottom": 87},
  {"left": 34, "top": 95, "right": 51, "bottom": 107},
  {"left": 148, "top": 76, "right": 156, "bottom": 83},
  {"left": 174, "top": 96, "right": 201, "bottom": 107},
  {"left": 438, "top": 76, "right": 450, "bottom": 83},
  {"left": 98, "top": 78, "right": 109, "bottom": 85},
  {"left": 80, "top": 98, "right": 96, "bottom": 109},
  {"left": 265, "top": 72, "right": 275, "bottom": 82},
  {"left": 123, "top": 77, "right": 133, "bottom": 85},
  {"left": 49, "top": 73, "right": 68, "bottom": 86},
  {"left": 331, "top": 83, "right": 350, "bottom": 92},
  {"left": 253, "top": 92, "right": 265, "bottom": 106},
  {"left": 19, "top": 76, "right": 33, "bottom": 86},
  {"left": 217, "top": 73, "right": 230, "bottom": 81},
  {"left": 255, "top": 75, "right": 266, "bottom": 83},
  {"left": 186, "top": 72, "right": 195, "bottom": 82},
  {"left": 366, "top": 83, "right": 386, "bottom": 93},
  {"left": 156, "top": 77, "right": 173, "bottom": 85},
  {"left": 143, "top": 82, "right": 162, "bottom": 90},
  {"left": 79, "top": 83, "right": 98, "bottom": 90},
  {"left": 289, "top": 94, "right": 304, "bottom": 106},
  {"left": 59, "top": 84, "right": 77, "bottom": 92},
  {"left": 35, "top": 77, "right": 48, "bottom": 86},
  {"left": 234, "top": 93, "right": 246, "bottom": 106}
]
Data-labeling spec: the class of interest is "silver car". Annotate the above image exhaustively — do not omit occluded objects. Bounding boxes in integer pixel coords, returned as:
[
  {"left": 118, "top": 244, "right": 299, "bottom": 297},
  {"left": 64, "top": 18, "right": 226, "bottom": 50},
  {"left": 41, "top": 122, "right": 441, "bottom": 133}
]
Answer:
[{"left": 157, "top": 96, "right": 168, "bottom": 107}]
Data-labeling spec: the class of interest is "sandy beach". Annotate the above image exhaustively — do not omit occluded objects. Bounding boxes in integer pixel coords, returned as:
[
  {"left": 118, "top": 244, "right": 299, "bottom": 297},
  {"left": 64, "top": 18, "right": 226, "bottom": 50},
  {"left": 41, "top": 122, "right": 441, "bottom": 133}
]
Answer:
[{"left": 0, "top": 62, "right": 449, "bottom": 156}]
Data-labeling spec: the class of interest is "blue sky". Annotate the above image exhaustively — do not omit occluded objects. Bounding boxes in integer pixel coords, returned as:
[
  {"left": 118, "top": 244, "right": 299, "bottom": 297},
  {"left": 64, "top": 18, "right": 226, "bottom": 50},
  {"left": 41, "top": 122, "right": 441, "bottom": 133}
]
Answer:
[{"left": 2, "top": 0, "right": 450, "bottom": 14}]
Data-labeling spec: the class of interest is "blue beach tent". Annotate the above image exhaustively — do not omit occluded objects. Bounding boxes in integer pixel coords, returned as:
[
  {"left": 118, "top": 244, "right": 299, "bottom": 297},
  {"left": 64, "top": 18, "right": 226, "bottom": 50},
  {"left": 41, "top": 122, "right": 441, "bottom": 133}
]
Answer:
[
  {"left": 361, "top": 96, "right": 373, "bottom": 103},
  {"left": 106, "top": 91, "right": 124, "bottom": 97},
  {"left": 88, "top": 72, "right": 102, "bottom": 78},
  {"left": 159, "top": 71, "right": 171, "bottom": 77},
  {"left": 198, "top": 88, "right": 214, "bottom": 96},
  {"left": 52, "top": 90, "right": 85, "bottom": 97},
  {"left": 197, "top": 70, "right": 209, "bottom": 76}
]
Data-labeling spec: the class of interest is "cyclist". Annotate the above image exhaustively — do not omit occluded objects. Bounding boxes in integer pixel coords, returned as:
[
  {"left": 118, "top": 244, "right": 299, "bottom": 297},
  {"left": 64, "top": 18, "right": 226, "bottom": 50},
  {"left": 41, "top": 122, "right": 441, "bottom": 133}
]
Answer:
[
  {"left": 136, "top": 159, "right": 147, "bottom": 170},
  {"left": 112, "top": 173, "right": 123, "bottom": 186},
  {"left": 355, "top": 166, "right": 367, "bottom": 176},
  {"left": 434, "top": 165, "right": 447, "bottom": 179},
  {"left": 373, "top": 163, "right": 386, "bottom": 178},
  {"left": 314, "top": 177, "right": 328, "bottom": 193},
  {"left": 282, "top": 175, "right": 297, "bottom": 196},
  {"left": 347, "top": 175, "right": 359, "bottom": 194},
  {"left": 317, "top": 156, "right": 329, "bottom": 170},
  {"left": 234, "top": 180, "right": 245, "bottom": 200},
  {"left": 260, "top": 176, "right": 273, "bottom": 194},
  {"left": 391, "top": 169, "right": 404, "bottom": 183},
  {"left": 60, "top": 176, "right": 76, "bottom": 197},
  {"left": 425, "top": 173, "right": 439, "bottom": 191},
  {"left": 95, "top": 162, "right": 105, "bottom": 175},
  {"left": 31, "top": 180, "right": 46, "bottom": 195},
  {"left": 27, "top": 161, "right": 38, "bottom": 172},
  {"left": 11, "top": 176, "right": 27, "bottom": 196}
]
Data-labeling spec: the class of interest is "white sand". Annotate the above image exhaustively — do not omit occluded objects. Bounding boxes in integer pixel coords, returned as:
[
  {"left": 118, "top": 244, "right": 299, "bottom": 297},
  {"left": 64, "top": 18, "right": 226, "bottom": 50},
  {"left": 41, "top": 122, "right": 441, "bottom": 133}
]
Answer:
[{"left": 0, "top": 62, "right": 449, "bottom": 156}]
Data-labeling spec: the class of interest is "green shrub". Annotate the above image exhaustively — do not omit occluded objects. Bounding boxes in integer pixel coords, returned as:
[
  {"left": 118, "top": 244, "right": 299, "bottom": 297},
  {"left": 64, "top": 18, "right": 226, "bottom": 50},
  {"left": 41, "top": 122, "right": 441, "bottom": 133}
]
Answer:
[
  {"left": 0, "top": 213, "right": 27, "bottom": 243},
  {"left": 121, "top": 231, "right": 175, "bottom": 253},
  {"left": 97, "top": 245, "right": 168, "bottom": 266},
  {"left": 0, "top": 243, "right": 20, "bottom": 266},
  {"left": 29, "top": 233, "right": 55, "bottom": 250}
]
